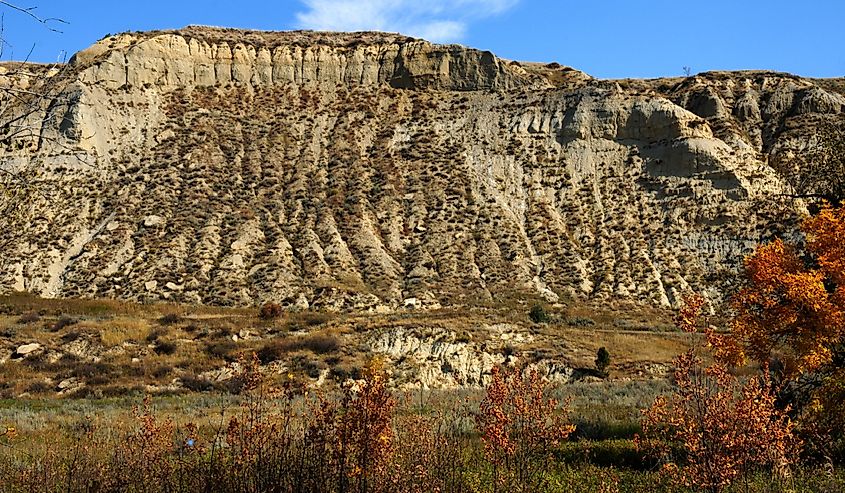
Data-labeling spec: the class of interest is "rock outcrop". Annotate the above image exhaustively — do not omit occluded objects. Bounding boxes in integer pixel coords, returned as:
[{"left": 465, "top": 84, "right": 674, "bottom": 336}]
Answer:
[
  {"left": 2, "top": 27, "right": 843, "bottom": 309},
  {"left": 368, "top": 325, "right": 580, "bottom": 389},
  {"left": 72, "top": 27, "right": 531, "bottom": 92}
]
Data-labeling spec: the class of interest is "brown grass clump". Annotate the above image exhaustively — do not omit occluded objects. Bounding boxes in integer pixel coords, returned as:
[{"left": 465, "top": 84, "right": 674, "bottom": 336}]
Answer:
[{"left": 258, "top": 301, "right": 283, "bottom": 319}]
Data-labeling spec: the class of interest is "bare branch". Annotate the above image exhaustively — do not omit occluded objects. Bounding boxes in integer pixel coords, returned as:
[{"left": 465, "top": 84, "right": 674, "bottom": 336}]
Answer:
[{"left": 0, "top": 1, "right": 67, "bottom": 32}]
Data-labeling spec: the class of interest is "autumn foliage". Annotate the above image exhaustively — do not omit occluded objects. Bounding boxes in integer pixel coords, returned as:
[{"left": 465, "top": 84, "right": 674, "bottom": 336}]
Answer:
[
  {"left": 307, "top": 359, "right": 397, "bottom": 491},
  {"left": 639, "top": 295, "right": 800, "bottom": 492},
  {"left": 724, "top": 204, "right": 845, "bottom": 373},
  {"left": 0, "top": 353, "right": 587, "bottom": 492},
  {"left": 720, "top": 203, "right": 845, "bottom": 457},
  {"left": 639, "top": 353, "right": 798, "bottom": 491},
  {"left": 476, "top": 365, "right": 576, "bottom": 491}
]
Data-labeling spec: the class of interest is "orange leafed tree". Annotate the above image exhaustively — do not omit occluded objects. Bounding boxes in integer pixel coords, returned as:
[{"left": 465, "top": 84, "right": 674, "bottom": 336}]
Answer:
[
  {"left": 724, "top": 204, "right": 845, "bottom": 373},
  {"left": 719, "top": 203, "right": 845, "bottom": 458}
]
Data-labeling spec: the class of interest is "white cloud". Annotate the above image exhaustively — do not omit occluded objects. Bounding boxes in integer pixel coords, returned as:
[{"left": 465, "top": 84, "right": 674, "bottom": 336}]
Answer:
[
  {"left": 412, "top": 20, "right": 465, "bottom": 42},
  {"left": 294, "top": 0, "right": 518, "bottom": 43}
]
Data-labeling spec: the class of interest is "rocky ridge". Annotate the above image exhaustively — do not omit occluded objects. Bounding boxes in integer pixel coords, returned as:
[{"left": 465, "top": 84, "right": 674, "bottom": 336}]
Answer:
[{"left": 2, "top": 27, "right": 843, "bottom": 310}]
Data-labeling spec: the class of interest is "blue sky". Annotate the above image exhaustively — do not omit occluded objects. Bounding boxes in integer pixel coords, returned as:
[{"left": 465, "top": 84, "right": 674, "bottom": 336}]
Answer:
[{"left": 2, "top": 0, "right": 843, "bottom": 79}]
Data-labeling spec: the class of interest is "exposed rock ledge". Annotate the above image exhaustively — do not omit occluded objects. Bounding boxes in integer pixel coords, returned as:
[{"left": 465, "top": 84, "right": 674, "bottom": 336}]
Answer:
[{"left": 72, "top": 26, "right": 535, "bottom": 91}]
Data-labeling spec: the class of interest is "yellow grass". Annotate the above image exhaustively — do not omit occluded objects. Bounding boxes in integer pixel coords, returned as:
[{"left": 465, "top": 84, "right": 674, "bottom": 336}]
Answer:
[{"left": 89, "top": 318, "right": 153, "bottom": 347}]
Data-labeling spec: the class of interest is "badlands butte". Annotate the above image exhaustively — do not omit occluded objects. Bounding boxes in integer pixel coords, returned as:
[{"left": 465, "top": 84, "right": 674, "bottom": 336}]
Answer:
[{"left": 2, "top": 26, "right": 845, "bottom": 313}]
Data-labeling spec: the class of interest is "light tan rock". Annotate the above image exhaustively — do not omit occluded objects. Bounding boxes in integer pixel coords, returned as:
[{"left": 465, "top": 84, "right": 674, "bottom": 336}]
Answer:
[{"left": 15, "top": 343, "right": 42, "bottom": 356}]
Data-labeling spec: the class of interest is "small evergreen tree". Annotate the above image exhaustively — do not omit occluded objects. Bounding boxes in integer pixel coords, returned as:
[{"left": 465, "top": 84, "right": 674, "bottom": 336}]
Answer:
[{"left": 595, "top": 347, "right": 611, "bottom": 375}]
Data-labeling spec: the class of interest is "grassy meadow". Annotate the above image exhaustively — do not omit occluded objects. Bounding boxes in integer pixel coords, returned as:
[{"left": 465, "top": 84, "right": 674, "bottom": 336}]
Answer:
[{"left": 0, "top": 293, "right": 841, "bottom": 492}]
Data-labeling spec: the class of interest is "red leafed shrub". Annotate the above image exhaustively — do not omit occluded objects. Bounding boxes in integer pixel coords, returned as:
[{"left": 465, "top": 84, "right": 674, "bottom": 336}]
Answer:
[
  {"left": 638, "top": 295, "right": 800, "bottom": 493},
  {"left": 476, "top": 365, "right": 575, "bottom": 492}
]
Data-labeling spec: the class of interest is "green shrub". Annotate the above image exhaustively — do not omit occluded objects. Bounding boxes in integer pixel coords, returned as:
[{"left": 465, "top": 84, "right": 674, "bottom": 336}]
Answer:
[
  {"left": 302, "top": 333, "right": 340, "bottom": 354},
  {"left": 16, "top": 312, "right": 40, "bottom": 324},
  {"left": 205, "top": 340, "right": 238, "bottom": 360},
  {"left": 69, "top": 362, "right": 117, "bottom": 381},
  {"left": 330, "top": 364, "right": 363, "bottom": 382},
  {"left": 146, "top": 328, "right": 166, "bottom": 342},
  {"left": 153, "top": 341, "right": 178, "bottom": 355},
  {"left": 256, "top": 340, "right": 287, "bottom": 364},
  {"left": 61, "top": 331, "right": 81, "bottom": 342},
  {"left": 300, "top": 311, "right": 333, "bottom": 327},
  {"left": 181, "top": 374, "right": 215, "bottom": 392},
  {"left": 257, "top": 334, "right": 340, "bottom": 364},
  {"left": 151, "top": 365, "right": 172, "bottom": 379},
  {"left": 556, "top": 439, "right": 652, "bottom": 470},
  {"left": 529, "top": 304, "right": 549, "bottom": 324},
  {"left": 158, "top": 313, "right": 181, "bottom": 326},
  {"left": 571, "top": 418, "right": 642, "bottom": 441},
  {"left": 567, "top": 316, "right": 595, "bottom": 327},
  {"left": 25, "top": 380, "right": 52, "bottom": 394},
  {"left": 51, "top": 317, "right": 78, "bottom": 332}
]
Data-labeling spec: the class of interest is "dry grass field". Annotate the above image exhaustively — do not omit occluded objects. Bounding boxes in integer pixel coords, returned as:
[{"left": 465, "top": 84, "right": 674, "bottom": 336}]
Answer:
[
  {"left": 0, "top": 291, "right": 691, "bottom": 400},
  {"left": 0, "top": 293, "right": 842, "bottom": 492}
]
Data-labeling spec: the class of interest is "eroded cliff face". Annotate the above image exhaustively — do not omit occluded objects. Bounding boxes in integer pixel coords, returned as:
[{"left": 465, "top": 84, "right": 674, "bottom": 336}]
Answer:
[
  {"left": 1, "top": 27, "right": 841, "bottom": 310},
  {"left": 72, "top": 27, "right": 531, "bottom": 92}
]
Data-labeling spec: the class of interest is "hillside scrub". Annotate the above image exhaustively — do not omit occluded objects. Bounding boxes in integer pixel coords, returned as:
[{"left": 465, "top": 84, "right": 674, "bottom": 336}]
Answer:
[{"left": 5, "top": 206, "right": 845, "bottom": 490}]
